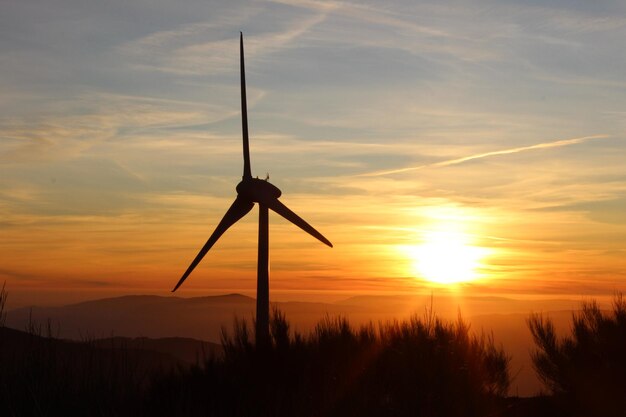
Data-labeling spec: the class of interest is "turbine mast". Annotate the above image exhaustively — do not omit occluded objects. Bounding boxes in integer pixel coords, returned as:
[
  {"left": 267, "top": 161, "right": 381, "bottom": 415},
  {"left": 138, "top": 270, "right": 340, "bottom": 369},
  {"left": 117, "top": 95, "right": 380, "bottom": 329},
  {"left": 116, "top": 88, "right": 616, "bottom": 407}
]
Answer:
[
  {"left": 256, "top": 203, "right": 270, "bottom": 347},
  {"left": 240, "top": 32, "right": 252, "bottom": 179}
]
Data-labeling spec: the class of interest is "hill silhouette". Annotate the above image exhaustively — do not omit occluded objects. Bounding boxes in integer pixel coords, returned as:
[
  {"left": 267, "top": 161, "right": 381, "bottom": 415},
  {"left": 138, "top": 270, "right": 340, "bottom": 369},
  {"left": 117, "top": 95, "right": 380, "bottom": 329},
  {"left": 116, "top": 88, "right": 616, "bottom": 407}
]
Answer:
[
  {"left": 1, "top": 309, "right": 514, "bottom": 416},
  {"left": 7, "top": 293, "right": 257, "bottom": 340},
  {"left": 0, "top": 324, "right": 200, "bottom": 415},
  {"left": 93, "top": 336, "right": 221, "bottom": 364},
  {"left": 3, "top": 288, "right": 622, "bottom": 416},
  {"left": 0, "top": 325, "right": 186, "bottom": 368},
  {"left": 6, "top": 292, "right": 579, "bottom": 396}
]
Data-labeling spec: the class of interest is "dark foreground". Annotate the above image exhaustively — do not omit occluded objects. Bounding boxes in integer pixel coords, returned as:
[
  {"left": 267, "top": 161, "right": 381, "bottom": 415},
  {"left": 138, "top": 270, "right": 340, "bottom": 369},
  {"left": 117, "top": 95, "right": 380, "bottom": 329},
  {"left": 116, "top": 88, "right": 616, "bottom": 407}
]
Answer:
[
  {"left": 1, "top": 297, "right": 625, "bottom": 417},
  {"left": 1, "top": 310, "right": 506, "bottom": 417}
]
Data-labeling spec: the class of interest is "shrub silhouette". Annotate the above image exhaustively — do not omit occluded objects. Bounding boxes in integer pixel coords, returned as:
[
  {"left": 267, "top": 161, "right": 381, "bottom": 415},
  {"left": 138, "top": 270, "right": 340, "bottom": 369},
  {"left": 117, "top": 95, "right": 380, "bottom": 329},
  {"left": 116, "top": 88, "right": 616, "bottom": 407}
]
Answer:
[
  {"left": 528, "top": 294, "right": 626, "bottom": 417},
  {"left": 147, "top": 308, "right": 510, "bottom": 417}
]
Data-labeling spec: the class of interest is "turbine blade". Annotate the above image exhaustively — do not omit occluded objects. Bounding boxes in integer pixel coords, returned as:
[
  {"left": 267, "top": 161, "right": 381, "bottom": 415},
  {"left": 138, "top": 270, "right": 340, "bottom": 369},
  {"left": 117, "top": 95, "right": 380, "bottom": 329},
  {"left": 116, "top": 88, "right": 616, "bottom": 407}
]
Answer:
[
  {"left": 172, "top": 196, "right": 254, "bottom": 292},
  {"left": 240, "top": 32, "right": 252, "bottom": 179},
  {"left": 263, "top": 197, "right": 332, "bottom": 248}
]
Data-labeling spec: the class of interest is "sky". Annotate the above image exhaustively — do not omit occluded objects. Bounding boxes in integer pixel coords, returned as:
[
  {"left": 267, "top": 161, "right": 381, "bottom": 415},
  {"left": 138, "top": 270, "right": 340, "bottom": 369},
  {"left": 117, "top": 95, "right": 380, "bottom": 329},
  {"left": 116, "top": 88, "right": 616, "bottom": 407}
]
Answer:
[{"left": 1, "top": 0, "right": 625, "bottom": 308}]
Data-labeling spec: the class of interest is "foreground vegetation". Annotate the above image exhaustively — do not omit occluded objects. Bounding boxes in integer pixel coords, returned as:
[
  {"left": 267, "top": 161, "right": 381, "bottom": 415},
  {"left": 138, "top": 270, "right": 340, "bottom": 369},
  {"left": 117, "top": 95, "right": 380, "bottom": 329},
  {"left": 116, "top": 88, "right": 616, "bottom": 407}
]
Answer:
[
  {"left": 1, "top": 283, "right": 509, "bottom": 416},
  {"left": 528, "top": 294, "right": 626, "bottom": 417},
  {"left": 1, "top": 282, "right": 624, "bottom": 416},
  {"left": 147, "top": 310, "right": 510, "bottom": 417}
]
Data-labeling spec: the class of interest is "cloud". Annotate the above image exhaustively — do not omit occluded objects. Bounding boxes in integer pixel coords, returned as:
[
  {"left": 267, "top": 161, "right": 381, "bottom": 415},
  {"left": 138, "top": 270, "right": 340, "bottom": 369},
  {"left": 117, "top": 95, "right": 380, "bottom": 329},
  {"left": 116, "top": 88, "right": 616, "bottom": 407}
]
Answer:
[
  {"left": 0, "top": 92, "right": 230, "bottom": 164},
  {"left": 361, "top": 134, "right": 611, "bottom": 177},
  {"left": 119, "top": 8, "right": 330, "bottom": 75}
]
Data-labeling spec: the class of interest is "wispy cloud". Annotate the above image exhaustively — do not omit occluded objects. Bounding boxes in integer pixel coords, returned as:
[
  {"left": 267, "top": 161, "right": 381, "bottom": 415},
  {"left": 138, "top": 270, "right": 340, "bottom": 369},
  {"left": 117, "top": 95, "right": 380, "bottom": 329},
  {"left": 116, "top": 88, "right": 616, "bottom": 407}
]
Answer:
[
  {"left": 361, "top": 134, "right": 611, "bottom": 177},
  {"left": 119, "top": 9, "right": 330, "bottom": 75},
  {"left": 0, "top": 92, "right": 232, "bottom": 163},
  {"left": 272, "top": 0, "right": 458, "bottom": 39}
]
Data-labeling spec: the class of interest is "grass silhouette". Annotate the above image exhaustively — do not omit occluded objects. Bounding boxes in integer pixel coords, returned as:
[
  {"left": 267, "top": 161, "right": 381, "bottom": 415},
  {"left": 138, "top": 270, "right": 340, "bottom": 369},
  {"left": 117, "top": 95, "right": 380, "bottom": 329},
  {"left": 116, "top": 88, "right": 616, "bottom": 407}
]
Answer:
[{"left": 0, "top": 282, "right": 7, "bottom": 328}]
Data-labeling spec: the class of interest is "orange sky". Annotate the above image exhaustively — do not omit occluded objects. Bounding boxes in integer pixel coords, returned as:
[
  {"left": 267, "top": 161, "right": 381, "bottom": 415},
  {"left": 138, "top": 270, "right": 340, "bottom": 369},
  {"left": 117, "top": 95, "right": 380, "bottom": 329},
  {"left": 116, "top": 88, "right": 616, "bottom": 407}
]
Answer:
[
  {"left": 3, "top": 183, "right": 625, "bottom": 308},
  {"left": 2, "top": 0, "right": 626, "bottom": 309}
]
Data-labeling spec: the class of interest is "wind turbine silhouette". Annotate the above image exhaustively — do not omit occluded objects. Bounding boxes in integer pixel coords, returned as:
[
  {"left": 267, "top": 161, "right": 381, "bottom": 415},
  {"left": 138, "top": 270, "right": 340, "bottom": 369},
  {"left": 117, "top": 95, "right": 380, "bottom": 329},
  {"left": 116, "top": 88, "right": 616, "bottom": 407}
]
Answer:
[{"left": 172, "top": 33, "right": 332, "bottom": 347}]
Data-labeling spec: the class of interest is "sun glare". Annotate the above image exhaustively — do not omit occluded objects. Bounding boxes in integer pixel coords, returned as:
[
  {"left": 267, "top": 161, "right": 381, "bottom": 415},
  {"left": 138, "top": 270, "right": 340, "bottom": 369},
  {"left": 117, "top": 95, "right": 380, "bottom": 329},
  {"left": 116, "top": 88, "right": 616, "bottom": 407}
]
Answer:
[{"left": 404, "top": 228, "right": 489, "bottom": 285}]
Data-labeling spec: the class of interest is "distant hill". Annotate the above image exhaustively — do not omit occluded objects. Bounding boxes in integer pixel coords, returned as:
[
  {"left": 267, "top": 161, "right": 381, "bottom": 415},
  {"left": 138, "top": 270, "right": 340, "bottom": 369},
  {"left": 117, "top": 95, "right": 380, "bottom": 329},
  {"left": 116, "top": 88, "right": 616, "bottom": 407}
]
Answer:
[
  {"left": 93, "top": 336, "right": 222, "bottom": 365},
  {"left": 5, "top": 293, "right": 582, "bottom": 396},
  {"left": 5, "top": 293, "right": 371, "bottom": 341},
  {"left": 0, "top": 326, "right": 186, "bottom": 373},
  {"left": 6, "top": 293, "right": 258, "bottom": 341}
]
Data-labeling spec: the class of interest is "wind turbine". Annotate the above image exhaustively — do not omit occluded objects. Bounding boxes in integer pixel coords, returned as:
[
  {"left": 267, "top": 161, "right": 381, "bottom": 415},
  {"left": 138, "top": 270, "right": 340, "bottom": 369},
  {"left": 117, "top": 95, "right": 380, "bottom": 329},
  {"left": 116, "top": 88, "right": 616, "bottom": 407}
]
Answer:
[{"left": 172, "top": 33, "right": 332, "bottom": 347}]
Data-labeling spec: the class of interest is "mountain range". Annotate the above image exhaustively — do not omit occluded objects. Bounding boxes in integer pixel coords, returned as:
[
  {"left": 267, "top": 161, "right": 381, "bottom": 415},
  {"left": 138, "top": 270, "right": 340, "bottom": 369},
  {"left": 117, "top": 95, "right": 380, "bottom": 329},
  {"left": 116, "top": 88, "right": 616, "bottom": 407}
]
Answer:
[{"left": 5, "top": 293, "right": 582, "bottom": 396}]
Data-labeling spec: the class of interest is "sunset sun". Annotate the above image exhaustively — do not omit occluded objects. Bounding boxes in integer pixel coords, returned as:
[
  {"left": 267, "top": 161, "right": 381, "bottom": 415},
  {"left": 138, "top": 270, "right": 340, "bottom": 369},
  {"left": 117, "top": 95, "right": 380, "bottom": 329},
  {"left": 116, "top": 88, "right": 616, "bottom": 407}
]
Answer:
[{"left": 405, "top": 229, "right": 489, "bottom": 285}]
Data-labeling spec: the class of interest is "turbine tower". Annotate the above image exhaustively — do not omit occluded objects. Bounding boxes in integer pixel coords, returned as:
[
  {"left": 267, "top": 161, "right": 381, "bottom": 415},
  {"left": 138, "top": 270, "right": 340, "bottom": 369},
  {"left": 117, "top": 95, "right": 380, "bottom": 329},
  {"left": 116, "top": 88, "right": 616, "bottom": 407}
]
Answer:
[{"left": 172, "top": 33, "right": 332, "bottom": 347}]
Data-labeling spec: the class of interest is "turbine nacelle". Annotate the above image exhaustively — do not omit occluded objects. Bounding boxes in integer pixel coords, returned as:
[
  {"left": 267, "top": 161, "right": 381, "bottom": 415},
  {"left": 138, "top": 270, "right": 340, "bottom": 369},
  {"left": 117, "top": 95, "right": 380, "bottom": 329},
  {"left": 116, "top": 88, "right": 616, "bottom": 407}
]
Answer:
[{"left": 236, "top": 177, "right": 282, "bottom": 202}]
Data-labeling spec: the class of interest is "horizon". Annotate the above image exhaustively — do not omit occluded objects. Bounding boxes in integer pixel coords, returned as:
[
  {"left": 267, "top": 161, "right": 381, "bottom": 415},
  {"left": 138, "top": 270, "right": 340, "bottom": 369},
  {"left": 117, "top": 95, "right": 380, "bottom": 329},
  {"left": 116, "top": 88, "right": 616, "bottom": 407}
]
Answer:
[{"left": 4, "top": 285, "right": 613, "bottom": 311}]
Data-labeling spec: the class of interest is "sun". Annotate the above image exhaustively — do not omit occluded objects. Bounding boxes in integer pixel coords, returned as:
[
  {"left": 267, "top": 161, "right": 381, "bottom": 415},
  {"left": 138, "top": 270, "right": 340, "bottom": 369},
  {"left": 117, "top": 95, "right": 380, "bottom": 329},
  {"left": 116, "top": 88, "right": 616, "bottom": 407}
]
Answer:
[{"left": 404, "top": 229, "right": 489, "bottom": 285}]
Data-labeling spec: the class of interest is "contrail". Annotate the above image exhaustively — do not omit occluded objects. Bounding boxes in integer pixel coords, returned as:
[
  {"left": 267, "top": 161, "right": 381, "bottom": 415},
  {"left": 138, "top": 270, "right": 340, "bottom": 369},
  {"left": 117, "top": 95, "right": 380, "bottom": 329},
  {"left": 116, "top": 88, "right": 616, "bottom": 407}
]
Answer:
[{"left": 361, "top": 134, "right": 610, "bottom": 177}]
